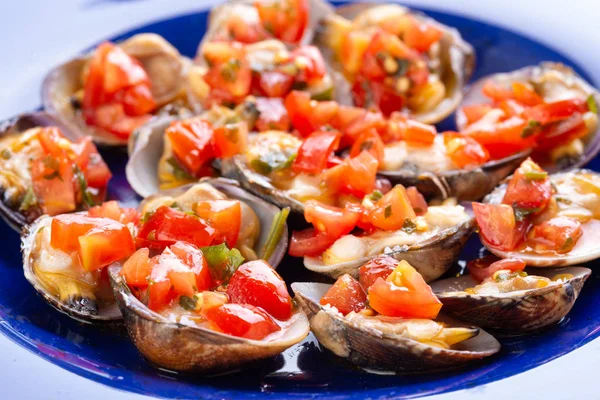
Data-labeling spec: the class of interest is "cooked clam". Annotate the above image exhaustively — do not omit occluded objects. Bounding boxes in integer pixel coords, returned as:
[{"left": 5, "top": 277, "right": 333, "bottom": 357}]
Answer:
[
  {"left": 21, "top": 215, "right": 123, "bottom": 323},
  {"left": 109, "top": 264, "right": 309, "bottom": 374},
  {"left": 458, "top": 62, "right": 600, "bottom": 171},
  {"left": 42, "top": 33, "right": 192, "bottom": 146},
  {"left": 316, "top": 3, "right": 474, "bottom": 124},
  {"left": 138, "top": 178, "right": 289, "bottom": 268},
  {"left": 482, "top": 169, "right": 600, "bottom": 266},
  {"left": 291, "top": 282, "right": 500, "bottom": 374},
  {"left": 431, "top": 266, "right": 591, "bottom": 334}
]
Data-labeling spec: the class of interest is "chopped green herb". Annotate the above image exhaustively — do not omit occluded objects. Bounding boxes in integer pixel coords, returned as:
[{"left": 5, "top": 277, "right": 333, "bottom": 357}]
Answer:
[
  {"left": 220, "top": 59, "right": 241, "bottom": 82},
  {"left": 402, "top": 218, "right": 416, "bottom": 233},
  {"left": 524, "top": 170, "right": 548, "bottom": 181},
  {"left": 43, "top": 170, "right": 62, "bottom": 181},
  {"left": 555, "top": 196, "right": 572, "bottom": 205},
  {"left": 250, "top": 153, "right": 296, "bottom": 175},
  {"left": 513, "top": 206, "right": 541, "bottom": 222},
  {"left": 166, "top": 157, "right": 194, "bottom": 181},
  {"left": 140, "top": 210, "right": 156, "bottom": 224},
  {"left": 19, "top": 187, "right": 37, "bottom": 211},
  {"left": 518, "top": 271, "right": 528, "bottom": 277},
  {"left": 310, "top": 86, "right": 334, "bottom": 101},
  {"left": 587, "top": 94, "right": 598, "bottom": 114},
  {"left": 260, "top": 207, "right": 290, "bottom": 261},
  {"left": 394, "top": 59, "right": 410, "bottom": 77},
  {"left": 550, "top": 181, "right": 559, "bottom": 193},
  {"left": 0, "top": 149, "right": 11, "bottom": 160},
  {"left": 179, "top": 295, "right": 199, "bottom": 311},
  {"left": 74, "top": 165, "right": 95, "bottom": 208},
  {"left": 201, "top": 243, "right": 245, "bottom": 284},
  {"left": 250, "top": 158, "right": 273, "bottom": 174},
  {"left": 384, "top": 205, "right": 392, "bottom": 219},
  {"left": 521, "top": 120, "right": 541, "bottom": 138},
  {"left": 360, "top": 140, "right": 374, "bottom": 152},
  {"left": 561, "top": 237, "right": 574, "bottom": 251},
  {"left": 170, "top": 202, "right": 180, "bottom": 210},
  {"left": 494, "top": 272, "right": 510, "bottom": 282},
  {"left": 368, "top": 190, "right": 383, "bottom": 202}
]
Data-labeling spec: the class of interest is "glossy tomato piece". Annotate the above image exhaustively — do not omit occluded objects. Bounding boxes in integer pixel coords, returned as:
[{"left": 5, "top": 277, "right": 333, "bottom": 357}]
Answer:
[
  {"left": 227, "top": 260, "right": 292, "bottom": 320},
  {"left": 527, "top": 217, "right": 583, "bottom": 254},
  {"left": 255, "top": 0, "right": 308, "bottom": 43},
  {"left": 481, "top": 80, "right": 513, "bottom": 102},
  {"left": 51, "top": 214, "right": 99, "bottom": 253},
  {"left": 255, "top": 97, "right": 290, "bottom": 132},
  {"left": 31, "top": 155, "right": 76, "bottom": 215},
  {"left": 406, "top": 186, "right": 428, "bottom": 216},
  {"left": 193, "top": 200, "right": 242, "bottom": 248},
  {"left": 403, "top": 17, "right": 443, "bottom": 52},
  {"left": 472, "top": 202, "right": 525, "bottom": 251},
  {"left": 71, "top": 136, "right": 112, "bottom": 189},
  {"left": 258, "top": 71, "right": 294, "bottom": 98},
  {"left": 205, "top": 303, "right": 281, "bottom": 340},
  {"left": 292, "top": 130, "right": 341, "bottom": 174},
  {"left": 443, "top": 132, "right": 490, "bottom": 169},
  {"left": 121, "top": 248, "right": 151, "bottom": 287},
  {"left": 368, "top": 260, "right": 441, "bottom": 319},
  {"left": 352, "top": 77, "right": 405, "bottom": 118},
  {"left": 358, "top": 255, "right": 397, "bottom": 290},
  {"left": 166, "top": 118, "right": 215, "bottom": 177},
  {"left": 461, "top": 104, "right": 493, "bottom": 125},
  {"left": 510, "top": 82, "right": 544, "bottom": 107},
  {"left": 83, "top": 42, "right": 112, "bottom": 110},
  {"left": 148, "top": 279, "right": 173, "bottom": 311},
  {"left": 137, "top": 206, "right": 216, "bottom": 250},
  {"left": 465, "top": 116, "right": 535, "bottom": 160},
  {"left": 525, "top": 99, "right": 588, "bottom": 125},
  {"left": 339, "top": 29, "right": 372, "bottom": 76},
  {"left": 360, "top": 30, "right": 418, "bottom": 80},
  {"left": 284, "top": 90, "right": 314, "bottom": 136},
  {"left": 213, "top": 122, "right": 248, "bottom": 158},
  {"left": 341, "top": 109, "right": 385, "bottom": 147},
  {"left": 290, "top": 45, "right": 327, "bottom": 82},
  {"left": 304, "top": 201, "right": 360, "bottom": 240},
  {"left": 122, "top": 84, "right": 156, "bottom": 116},
  {"left": 502, "top": 158, "right": 552, "bottom": 211},
  {"left": 169, "top": 241, "right": 213, "bottom": 291},
  {"left": 203, "top": 43, "right": 252, "bottom": 100},
  {"left": 320, "top": 274, "right": 367, "bottom": 315},
  {"left": 467, "top": 256, "right": 526, "bottom": 283},
  {"left": 87, "top": 103, "right": 152, "bottom": 139},
  {"left": 168, "top": 269, "right": 197, "bottom": 297},
  {"left": 37, "top": 127, "right": 68, "bottom": 158},
  {"left": 78, "top": 221, "right": 136, "bottom": 271},
  {"left": 537, "top": 113, "right": 589, "bottom": 149},
  {"left": 349, "top": 128, "right": 384, "bottom": 163},
  {"left": 88, "top": 201, "right": 139, "bottom": 224},
  {"left": 324, "top": 151, "right": 379, "bottom": 197},
  {"left": 385, "top": 115, "right": 436, "bottom": 145},
  {"left": 368, "top": 185, "right": 416, "bottom": 231},
  {"left": 288, "top": 228, "right": 337, "bottom": 258},
  {"left": 225, "top": 12, "right": 270, "bottom": 43},
  {"left": 102, "top": 44, "right": 148, "bottom": 94}
]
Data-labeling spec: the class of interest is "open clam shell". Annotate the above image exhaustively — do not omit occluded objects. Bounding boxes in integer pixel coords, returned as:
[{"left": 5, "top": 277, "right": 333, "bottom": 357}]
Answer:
[
  {"left": 482, "top": 169, "right": 600, "bottom": 266},
  {"left": 42, "top": 33, "right": 192, "bottom": 146},
  {"left": 303, "top": 216, "right": 475, "bottom": 283},
  {"left": 431, "top": 266, "right": 591, "bottom": 334},
  {"left": 457, "top": 62, "right": 600, "bottom": 172},
  {"left": 316, "top": 3, "right": 475, "bottom": 124},
  {"left": 291, "top": 282, "right": 500, "bottom": 374},
  {"left": 196, "top": 0, "right": 335, "bottom": 59},
  {"left": 378, "top": 150, "right": 530, "bottom": 201},
  {"left": 109, "top": 264, "right": 309, "bottom": 374},
  {"left": 21, "top": 215, "right": 122, "bottom": 323},
  {"left": 0, "top": 112, "right": 88, "bottom": 231},
  {"left": 139, "top": 178, "right": 289, "bottom": 269}
]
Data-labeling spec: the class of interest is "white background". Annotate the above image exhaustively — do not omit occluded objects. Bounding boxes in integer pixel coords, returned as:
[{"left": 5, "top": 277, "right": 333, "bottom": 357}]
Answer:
[{"left": 1, "top": 0, "right": 599, "bottom": 399}]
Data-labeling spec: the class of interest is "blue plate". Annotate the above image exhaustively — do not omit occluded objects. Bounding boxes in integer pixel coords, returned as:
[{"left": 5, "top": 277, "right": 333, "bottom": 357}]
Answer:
[{"left": 2, "top": 2, "right": 599, "bottom": 399}]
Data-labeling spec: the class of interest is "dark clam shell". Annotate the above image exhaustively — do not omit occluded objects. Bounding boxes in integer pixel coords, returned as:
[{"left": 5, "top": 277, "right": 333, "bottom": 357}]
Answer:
[
  {"left": 109, "top": 265, "right": 309, "bottom": 374},
  {"left": 291, "top": 282, "right": 500, "bottom": 374},
  {"left": 431, "top": 266, "right": 591, "bottom": 334}
]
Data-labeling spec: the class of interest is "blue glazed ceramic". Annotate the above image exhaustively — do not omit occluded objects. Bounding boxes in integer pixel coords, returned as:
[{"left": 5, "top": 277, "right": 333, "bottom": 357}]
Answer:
[{"left": 1, "top": 2, "right": 599, "bottom": 399}]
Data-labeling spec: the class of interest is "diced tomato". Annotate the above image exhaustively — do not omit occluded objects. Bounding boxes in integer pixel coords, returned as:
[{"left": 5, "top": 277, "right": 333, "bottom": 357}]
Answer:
[
  {"left": 193, "top": 200, "right": 241, "bottom": 248},
  {"left": 349, "top": 128, "right": 384, "bottom": 163},
  {"left": 443, "top": 132, "right": 490, "bottom": 169},
  {"left": 166, "top": 118, "right": 215, "bottom": 177},
  {"left": 406, "top": 186, "right": 428, "bottom": 216},
  {"left": 148, "top": 279, "right": 173, "bottom": 311},
  {"left": 213, "top": 122, "right": 248, "bottom": 158},
  {"left": 368, "top": 260, "right": 442, "bottom": 318},
  {"left": 403, "top": 17, "right": 443, "bottom": 52},
  {"left": 385, "top": 115, "right": 436, "bottom": 145},
  {"left": 88, "top": 201, "right": 139, "bottom": 224},
  {"left": 324, "top": 151, "right": 379, "bottom": 197},
  {"left": 527, "top": 217, "right": 583, "bottom": 254},
  {"left": 78, "top": 222, "right": 136, "bottom": 271},
  {"left": 497, "top": 99, "right": 527, "bottom": 118},
  {"left": 358, "top": 255, "right": 397, "bottom": 290},
  {"left": 304, "top": 201, "right": 359, "bottom": 240},
  {"left": 121, "top": 248, "right": 151, "bottom": 287},
  {"left": 341, "top": 109, "right": 385, "bottom": 147},
  {"left": 461, "top": 104, "right": 493, "bottom": 125},
  {"left": 37, "top": 127, "right": 68, "bottom": 158},
  {"left": 352, "top": 77, "right": 405, "bottom": 117},
  {"left": 292, "top": 130, "right": 341, "bottom": 174},
  {"left": 360, "top": 30, "right": 418, "bottom": 80},
  {"left": 330, "top": 106, "right": 366, "bottom": 132},
  {"left": 285, "top": 91, "right": 315, "bottom": 136},
  {"left": 226, "top": 12, "right": 270, "bottom": 43},
  {"left": 340, "top": 29, "right": 372, "bottom": 76},
  {"left": 537, "top": 113, "right": 589, "bottom": 149},
  {"left": 525, "top": 99, "right": 588, "bottom": 125},
  {"left": 481, "top": 80, "right": 513, "bottom": 101},
  {"left": 227, "top": 260, "right": 292, "bottom": 320},
  {"left": 511, "top": 82, "right": 544, "bottom": 107},
  {"left": 168, "top": 270, "right": 197, "bottom": 297},
  {"left": 467, "top": 255, "right": 526, "bottom": 283},
  {"left": 255, "top": 97, "right": 290, "bottom": 131},
  {"left": 502, "top": 158, "right": 552, "bottom": 211},
  {"left": 71, "top": 137, "right": 112, "bottom": 189},
  {"left": 288, "top": 228, "right": 337, "bottom": 257},
  {"left": 258, "top": 71, "right": 294, "bottom": 98},
  {"left": 368, "top": 185, "right": 416, "bottom": 231},
  {"left": 51, "top": 214, "right": 99, "bottom": 253},
  {"left": 290, "top": 45, "right": 327, "bottom": 82},
  {"left": 205, "top": 303, "right": 281, "bottom": 340},
  {"left": 31, "top": 155, "right": 76, "bottom": 215},
  {"left": 102, "top": 44, "right": 148, "bottom": 94},
  {"left": 472, "top": 202, "right": 526, "bottom": 251},
  {"left": 87, "top": 103, "right": 152, "bottom": 139},
  {"left": 169, "top": 241, "right": 213, "bottom": 291},
  {"left": 465, "top": 116, "right": 535, "bottom": 160},
  {"left": 204, "top": 44, "right": 252, "bottom": 100},
  {"left": 83, "top": 43, "right": 112, "bottom": 110},
  {"left": 122, "top": 84, "right": 156, "bottom": 116},
  {"left": 320, "top": 274, "right": 367, "bottom": 315},
  {"left": 137, "top": 206, "right": 216, "bottom": 250},
  {"left": 255, "top": 0, "right": 308, "bottom": 44}
]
